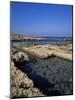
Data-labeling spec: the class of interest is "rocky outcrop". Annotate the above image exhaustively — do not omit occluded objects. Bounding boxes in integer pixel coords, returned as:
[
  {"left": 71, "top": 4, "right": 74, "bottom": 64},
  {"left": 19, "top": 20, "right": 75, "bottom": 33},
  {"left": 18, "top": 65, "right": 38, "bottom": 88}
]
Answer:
[
  {"left": 12, "top": 51, "right": 30, "bottom": 64},
  {"left": 11, "top": 60, "right": 44, "bottom": 98},
  {"left": 16, "top": 44, "right": 72, "bottom": 61}
]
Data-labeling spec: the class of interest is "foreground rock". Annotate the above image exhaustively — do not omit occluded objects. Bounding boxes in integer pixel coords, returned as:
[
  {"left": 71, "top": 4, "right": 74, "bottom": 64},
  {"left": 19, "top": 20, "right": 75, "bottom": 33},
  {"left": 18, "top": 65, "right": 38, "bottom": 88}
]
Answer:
[
  {"left": 12, "top": 51, "right": 30, "bottom": 65},
  {"left": 10, "top": 46, "right": 73, "bottom": 97},
  {"left": 11, "top": 61, "right": 44, "bottom": 98}
]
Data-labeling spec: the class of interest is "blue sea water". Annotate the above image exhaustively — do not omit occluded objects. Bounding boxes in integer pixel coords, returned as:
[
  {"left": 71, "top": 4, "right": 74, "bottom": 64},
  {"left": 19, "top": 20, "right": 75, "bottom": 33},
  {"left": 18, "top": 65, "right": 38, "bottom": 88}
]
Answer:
[{"left": 11, "top": 37, "right": 72, "bottom": 45}]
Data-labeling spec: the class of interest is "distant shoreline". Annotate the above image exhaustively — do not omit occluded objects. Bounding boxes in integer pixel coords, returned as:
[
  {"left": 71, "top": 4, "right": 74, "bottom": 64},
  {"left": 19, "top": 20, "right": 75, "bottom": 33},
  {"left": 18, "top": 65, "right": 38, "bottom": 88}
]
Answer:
[{"left": 11, "top": 34, "right": 72, "bottom": 41}]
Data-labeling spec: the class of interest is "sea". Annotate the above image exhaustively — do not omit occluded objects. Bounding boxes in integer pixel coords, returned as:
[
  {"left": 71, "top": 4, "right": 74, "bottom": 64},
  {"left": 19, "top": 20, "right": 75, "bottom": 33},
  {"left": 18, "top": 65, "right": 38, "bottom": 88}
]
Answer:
[{"left": 11, "top": 37, "right": 72, "bottom": 46}]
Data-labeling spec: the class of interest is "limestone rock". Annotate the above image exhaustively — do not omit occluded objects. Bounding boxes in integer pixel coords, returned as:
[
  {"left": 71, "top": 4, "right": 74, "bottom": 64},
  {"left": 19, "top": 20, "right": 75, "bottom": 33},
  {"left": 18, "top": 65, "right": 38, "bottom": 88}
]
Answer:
[
  {"left": 11, "top": 61, "right": 44, "bottom": 98},
  {"left": 13, "top": 51, "right": 30, "bottom": 64}
]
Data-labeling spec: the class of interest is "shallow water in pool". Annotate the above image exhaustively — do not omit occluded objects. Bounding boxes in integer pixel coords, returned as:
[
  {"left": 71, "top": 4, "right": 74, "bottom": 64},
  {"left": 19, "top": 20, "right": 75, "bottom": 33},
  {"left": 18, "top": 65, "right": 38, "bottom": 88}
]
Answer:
[{"left": 15, "top": 55, "right": 73, "bottom": 96}]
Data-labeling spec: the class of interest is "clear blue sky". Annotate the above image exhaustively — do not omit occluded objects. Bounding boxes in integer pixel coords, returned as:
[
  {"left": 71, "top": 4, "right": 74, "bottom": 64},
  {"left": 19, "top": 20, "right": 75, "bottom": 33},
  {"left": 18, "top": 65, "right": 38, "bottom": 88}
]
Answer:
[{"left": 11, "top": 2, "right": 73, "bottom": 37}]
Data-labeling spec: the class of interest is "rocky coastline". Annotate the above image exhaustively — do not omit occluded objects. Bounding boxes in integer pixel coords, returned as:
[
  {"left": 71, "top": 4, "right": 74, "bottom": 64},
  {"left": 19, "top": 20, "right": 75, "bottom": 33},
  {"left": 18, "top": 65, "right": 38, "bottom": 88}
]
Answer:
[
  {"left": 11, "top": 43, "right": 73, "bottom": 98},
  {"left": 15, "top": 44, "right": 72, "bottom": 60},
  {"left": 11, "top": 49, "right": 45, "bottom": 98}
]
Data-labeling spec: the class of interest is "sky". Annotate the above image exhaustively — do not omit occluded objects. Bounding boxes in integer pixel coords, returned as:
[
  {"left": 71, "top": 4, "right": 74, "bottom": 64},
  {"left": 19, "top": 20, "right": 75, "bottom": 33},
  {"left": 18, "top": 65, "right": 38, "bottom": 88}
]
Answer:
[{"left": 11, "top": 2, "right": 73, "bottom": 37}]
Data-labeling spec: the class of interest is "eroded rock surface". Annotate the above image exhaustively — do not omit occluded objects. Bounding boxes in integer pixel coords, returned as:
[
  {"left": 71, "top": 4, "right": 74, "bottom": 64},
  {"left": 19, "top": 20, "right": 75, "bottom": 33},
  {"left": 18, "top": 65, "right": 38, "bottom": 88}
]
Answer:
[
  {"left": 10, "top": 46, "right": 73, "bottom": 97},
  {"left": 16, "top": 44, "right": 72, "bottom": 61},
  {"left": 11, "top": 61, "right": 44, "bottom": 98},
  {"left": 13, "top": 51, "right": 29, "bottom": 63}
]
